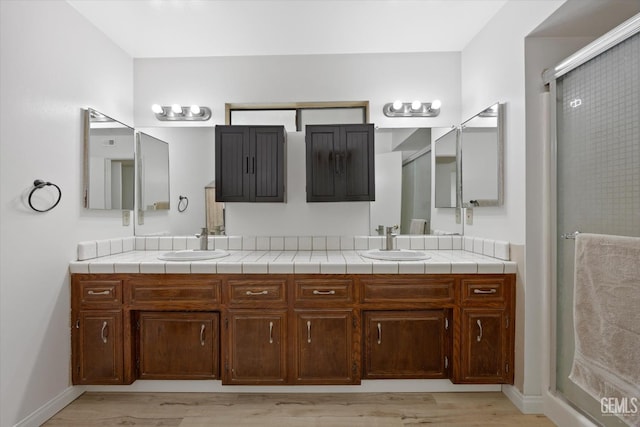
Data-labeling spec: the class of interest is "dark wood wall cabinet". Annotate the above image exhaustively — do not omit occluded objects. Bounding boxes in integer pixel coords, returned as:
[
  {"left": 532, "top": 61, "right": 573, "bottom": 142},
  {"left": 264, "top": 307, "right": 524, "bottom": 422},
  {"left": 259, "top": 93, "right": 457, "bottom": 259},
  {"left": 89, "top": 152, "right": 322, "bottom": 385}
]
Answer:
[
  {"left": 305, "top": 124, "right": 375, "bottom": 202},
  {"left": 215, "top": 125, "right": 286, "bottom": 202},
  {"left": 71, "top": 273, "right": 514, "bottom": 386}
]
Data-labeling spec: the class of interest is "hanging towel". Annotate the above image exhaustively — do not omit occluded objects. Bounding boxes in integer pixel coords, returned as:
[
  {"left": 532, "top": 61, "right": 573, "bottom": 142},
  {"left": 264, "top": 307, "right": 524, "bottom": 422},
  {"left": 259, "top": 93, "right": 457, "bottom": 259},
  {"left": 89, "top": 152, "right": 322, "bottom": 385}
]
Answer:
[
  {"left": 409, "top": 219, "right": 427, "bottom": 235},
  {"left": 569, "top": 233, "right": 640, "bottom": 426}
]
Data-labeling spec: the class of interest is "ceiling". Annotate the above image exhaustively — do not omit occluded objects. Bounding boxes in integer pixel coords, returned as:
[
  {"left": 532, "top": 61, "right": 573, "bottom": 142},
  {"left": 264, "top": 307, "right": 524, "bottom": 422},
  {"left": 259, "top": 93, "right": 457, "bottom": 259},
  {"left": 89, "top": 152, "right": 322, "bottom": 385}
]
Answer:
[{"left": 66, "top": 0, "right": 510, "bottom": 58}]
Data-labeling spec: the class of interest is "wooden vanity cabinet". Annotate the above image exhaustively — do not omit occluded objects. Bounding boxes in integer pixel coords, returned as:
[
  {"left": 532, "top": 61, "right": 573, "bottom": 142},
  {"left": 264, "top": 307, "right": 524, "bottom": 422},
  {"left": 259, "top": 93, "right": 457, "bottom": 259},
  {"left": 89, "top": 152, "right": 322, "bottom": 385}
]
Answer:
[
  {"left": 71, "top": 277, "right": 125, "bottom": 385},
  {"left": 137, "top": 312, "right": 219, "bottom": 380},
  {"left": 363, "top": 310, "right": 450, "bottom": 379},
  {"left": 454, "top": 276, "right": 514, "bottom": 384}
]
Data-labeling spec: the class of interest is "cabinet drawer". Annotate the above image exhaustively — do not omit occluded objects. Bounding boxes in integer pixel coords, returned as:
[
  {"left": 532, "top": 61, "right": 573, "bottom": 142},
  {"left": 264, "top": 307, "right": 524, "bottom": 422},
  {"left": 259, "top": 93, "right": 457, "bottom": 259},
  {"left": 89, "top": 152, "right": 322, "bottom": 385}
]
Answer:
[
  {"left": 128, "top": 279, "right": 220, "bottom": 305},
  {"left": 226, "top": 279, "right": 287, "bottom": 306},
  {"left": 461, "top": 278, "right": 507, "bottom": 305},
  {"left": 294, "top": 279, "right": 354, "bottom": 304},
  {"left": 78, "top": 280, "right": 122, "bottom": 307},
  {"left": 361, "top": 278, "right": 454, "bottom": 304}
]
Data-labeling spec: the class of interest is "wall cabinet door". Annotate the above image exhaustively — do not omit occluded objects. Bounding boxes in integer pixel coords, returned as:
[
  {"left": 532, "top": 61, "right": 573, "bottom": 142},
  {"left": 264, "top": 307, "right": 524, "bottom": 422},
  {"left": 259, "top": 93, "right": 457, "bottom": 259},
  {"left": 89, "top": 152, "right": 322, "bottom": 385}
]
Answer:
[
  {"left": 293, "top": 310, "right": 359, "bottom": 384},
  {"left": 224, "top": 310, "right": 287, "bottom": 385},
  {"left": 73, "top": 310, "right": 123, "bottom": 384},
  {"left": 215, "top": 125, "right": 285, "bottom": 202},
  {"left": 306, "top": 124, "right": 374, "bottom": 202},
  {"left": 458, "top": 308, "right": 510, "bottom": 383},
  {"left": 363, "top": 310, "right": 449, "bottom": 379},
  {"left": 137, "top": 312, "right": 219, "bottom": 379}
]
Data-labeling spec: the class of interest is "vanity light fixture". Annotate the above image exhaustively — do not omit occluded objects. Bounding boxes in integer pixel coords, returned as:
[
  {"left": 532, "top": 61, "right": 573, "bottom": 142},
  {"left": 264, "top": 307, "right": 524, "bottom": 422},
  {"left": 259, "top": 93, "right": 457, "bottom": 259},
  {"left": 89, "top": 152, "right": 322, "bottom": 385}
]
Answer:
[
  {"left": 152, "top": 104, "right": 212, "bottom": 121},
  {"left": 383, "top": 100, "right": 441, "bottom": 117}
]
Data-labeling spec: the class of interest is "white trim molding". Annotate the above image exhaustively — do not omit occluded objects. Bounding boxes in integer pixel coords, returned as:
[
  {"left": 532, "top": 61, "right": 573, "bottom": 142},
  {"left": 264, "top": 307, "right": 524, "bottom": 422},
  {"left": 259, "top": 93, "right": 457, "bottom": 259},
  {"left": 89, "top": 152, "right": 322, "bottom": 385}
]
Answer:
[
  {"left": 502, "top": 384, "right": 544, "bottom": 414},
  {"left": 14, "top": 386, "right": 85, "bottom": 427}
]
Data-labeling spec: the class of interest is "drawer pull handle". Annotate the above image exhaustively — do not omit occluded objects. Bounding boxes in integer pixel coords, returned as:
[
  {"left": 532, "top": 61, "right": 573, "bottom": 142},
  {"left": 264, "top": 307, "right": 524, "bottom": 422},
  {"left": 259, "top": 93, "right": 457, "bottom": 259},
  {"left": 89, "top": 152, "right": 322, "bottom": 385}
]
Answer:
[
  {"left": 245, "top": 290, "right": 268, "bottom": 296},
  {"left": 88, "top": 290, "right": 110, "bottom": 296},
  {"left": 476, "top": 319, "right": 483, "bottom": 342},
  {"left": 100, "top": 321, "right": 108, "bottom": 344},
  {"left": 269, "top": 321, "right": 274, "bottom": 344},
  {"left": 473, "top": 288, "right": 497, "bottom": 294},
  {"left": 312, "top": 290, "right": 336, "bottom": 295},
  {"left": 377, "top": 322, "right": 382, "bottom": 345},
  {"left": 307, "top": 320, "right": 312, "bottom": 343},
  {"left": 200, "top": 324, "right": 206, "bottom": 346}
]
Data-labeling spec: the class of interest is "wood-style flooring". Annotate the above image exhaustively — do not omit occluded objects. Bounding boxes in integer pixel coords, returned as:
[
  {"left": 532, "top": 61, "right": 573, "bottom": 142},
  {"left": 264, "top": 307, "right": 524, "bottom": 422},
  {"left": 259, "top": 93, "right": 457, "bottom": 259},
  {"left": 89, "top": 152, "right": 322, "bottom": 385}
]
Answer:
[{"left": 43, "top": 392, "right": 556, "bottom": 426}]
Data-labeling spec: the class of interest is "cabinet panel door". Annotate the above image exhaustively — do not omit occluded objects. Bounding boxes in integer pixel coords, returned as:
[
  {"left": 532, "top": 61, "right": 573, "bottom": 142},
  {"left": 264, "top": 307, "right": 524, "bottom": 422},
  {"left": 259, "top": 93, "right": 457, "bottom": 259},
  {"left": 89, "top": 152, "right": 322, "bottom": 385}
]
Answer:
[
  {"left": 138, "top": 312, "right": 219, "bottom": 379},
  {"left": 342, "top": 124, "right": 375, "bottom": 201},
  {"left": 460, "top": 309, "right": 509, "bottom": 383},
  {"left": 225, "top": 310, "right": 287, "bottom": 385},
  {"left": 252, "top": 127, "right": 285, "bottom": 202},
  {"left": 215, "top": 126, "right": 250, "bottom": 202},
  {"left": 74, "top": 310, "right": 123, "bottom": 384},
  {"left": 364, "top": 310, "right": 448, "bottom": 379},
  {"left": 293, "top": 310, "right": 359, "bottom": 384},
  {"left": 306, "top": 126, "right": 340, "bottom": 201}
]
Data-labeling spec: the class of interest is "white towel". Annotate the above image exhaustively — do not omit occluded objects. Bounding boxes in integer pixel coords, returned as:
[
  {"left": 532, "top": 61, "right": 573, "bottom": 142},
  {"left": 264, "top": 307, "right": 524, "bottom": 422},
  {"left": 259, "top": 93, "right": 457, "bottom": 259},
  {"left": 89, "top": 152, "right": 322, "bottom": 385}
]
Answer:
[
  {"left": 409, "top": 219, "right": 427, "bottom": 235},
  {"left": 569, "top": 233, "right": 640, "bottom": 426}
]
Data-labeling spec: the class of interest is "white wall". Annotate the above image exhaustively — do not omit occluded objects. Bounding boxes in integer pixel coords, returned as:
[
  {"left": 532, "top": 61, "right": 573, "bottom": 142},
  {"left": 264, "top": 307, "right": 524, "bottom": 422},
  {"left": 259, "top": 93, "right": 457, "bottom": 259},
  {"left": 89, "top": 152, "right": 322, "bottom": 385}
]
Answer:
[
  {"left": 459, "top": 0, "right": 565, "bottom": 402},
  {"left": 134, "top": 53, "right": 460, "bottom": 235},
  {"left": 0, "top": 1, "right": 134, "bottom": 426}
]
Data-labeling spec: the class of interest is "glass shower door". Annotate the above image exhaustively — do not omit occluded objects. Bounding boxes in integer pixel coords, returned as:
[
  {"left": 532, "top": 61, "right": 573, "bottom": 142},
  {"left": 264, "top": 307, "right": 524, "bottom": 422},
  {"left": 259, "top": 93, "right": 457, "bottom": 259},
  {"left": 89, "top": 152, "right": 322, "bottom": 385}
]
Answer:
[{"left": 555, "top": 32, "right": 640, "bottom": 426}]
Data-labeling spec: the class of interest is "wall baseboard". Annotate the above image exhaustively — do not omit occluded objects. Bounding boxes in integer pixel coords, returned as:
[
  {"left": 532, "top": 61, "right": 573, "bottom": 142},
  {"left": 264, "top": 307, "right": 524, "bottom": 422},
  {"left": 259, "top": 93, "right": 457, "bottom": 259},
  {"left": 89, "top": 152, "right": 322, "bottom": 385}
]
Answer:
[
  {"left": 502, "top": 384, "right": 544, "bottom": 414},
  {"left": 14, "top": 386, "right": 84, "bottom": 427}
]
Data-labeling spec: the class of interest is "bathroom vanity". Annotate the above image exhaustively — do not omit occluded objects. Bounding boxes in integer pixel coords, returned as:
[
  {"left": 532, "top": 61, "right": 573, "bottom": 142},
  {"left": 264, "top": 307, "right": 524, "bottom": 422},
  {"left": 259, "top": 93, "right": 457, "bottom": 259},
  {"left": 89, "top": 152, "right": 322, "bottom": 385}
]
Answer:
[{"left": 70, "top": 240, "right": 515, "bottom": 387}]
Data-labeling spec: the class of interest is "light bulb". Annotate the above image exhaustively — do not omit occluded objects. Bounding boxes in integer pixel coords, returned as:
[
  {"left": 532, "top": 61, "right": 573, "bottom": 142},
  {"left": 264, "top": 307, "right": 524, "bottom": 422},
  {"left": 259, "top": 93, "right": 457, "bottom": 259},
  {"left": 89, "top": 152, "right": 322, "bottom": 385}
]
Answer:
[
  {"left": 430, "top": 99, "right": 442, "bottom": 110},
  {"left": 411, "top": 100, "right": 422, "bottom": 111},
  {"left": 392, "top": 100, "right": 403, "bottom": 111},
  {"left": 171, "top": 104, "right": 183, "bottom": 114},
  {"left": 189, "top": 105, "right": 201, "bottom": 115},
  {"left": 151, "top": 104, "right": 163, "bottom": 114}
]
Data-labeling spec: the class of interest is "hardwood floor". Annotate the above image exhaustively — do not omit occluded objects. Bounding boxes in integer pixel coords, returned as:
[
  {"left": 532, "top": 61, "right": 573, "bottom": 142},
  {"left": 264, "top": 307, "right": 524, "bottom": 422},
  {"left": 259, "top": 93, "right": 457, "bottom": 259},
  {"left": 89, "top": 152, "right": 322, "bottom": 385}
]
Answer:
[{"left": 43, "top": 392, "right": 556, "bottom": 426}]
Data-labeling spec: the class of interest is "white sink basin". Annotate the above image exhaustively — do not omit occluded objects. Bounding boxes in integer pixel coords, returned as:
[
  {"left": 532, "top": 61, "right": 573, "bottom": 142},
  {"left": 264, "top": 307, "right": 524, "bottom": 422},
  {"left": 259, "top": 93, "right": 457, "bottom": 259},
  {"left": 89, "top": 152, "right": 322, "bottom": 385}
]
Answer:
[
  {"left": 158, "top": 249, "right": 229, "bottom": 261},
  {"left": 359, "top": 249, "right": 431, "bottom": 261}
]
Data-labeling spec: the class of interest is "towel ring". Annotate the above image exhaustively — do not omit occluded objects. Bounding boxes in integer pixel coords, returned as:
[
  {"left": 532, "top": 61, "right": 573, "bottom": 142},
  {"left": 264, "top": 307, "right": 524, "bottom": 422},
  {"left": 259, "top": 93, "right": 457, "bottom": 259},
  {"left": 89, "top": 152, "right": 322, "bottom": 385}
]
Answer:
[
  {"left": 28, "top": 179, "right": 62, "bottom": 212},
  {"left": 178, "top": 195, "right": 189, "bottom": 212}
]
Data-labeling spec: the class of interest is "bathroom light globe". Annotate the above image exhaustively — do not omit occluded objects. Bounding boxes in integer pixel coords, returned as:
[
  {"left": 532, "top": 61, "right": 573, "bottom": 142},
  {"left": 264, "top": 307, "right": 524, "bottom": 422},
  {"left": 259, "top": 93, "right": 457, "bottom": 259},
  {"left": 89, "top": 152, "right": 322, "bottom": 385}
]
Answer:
[
  {"left": 190, "top": 105, "right": 201, "bottom": 115},
  {"left": 392, "top": 100, "right": 403, "bottom": 111},
  {"left": 171, "top": 104, "right": 183, "bottom": 114},
  {"left": 151, "top": 104, "right": 163, "bottom": 114},
  {"left": 411, "top": 100, "right": 422, "bottom": 111},
  {"left": 431, "top": 99, "right": 442, "bottom": 110}
]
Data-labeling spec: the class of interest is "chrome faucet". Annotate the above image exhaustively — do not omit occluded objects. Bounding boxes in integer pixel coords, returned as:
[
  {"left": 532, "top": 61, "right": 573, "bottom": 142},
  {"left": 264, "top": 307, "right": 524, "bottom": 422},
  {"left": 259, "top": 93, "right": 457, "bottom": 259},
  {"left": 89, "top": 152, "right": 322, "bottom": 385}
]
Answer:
[
  {"left": 384, "top": 225, "right": 399, "bottom": 250},
  {"left": 196, "top": 227, "right": 209, "bottom": 250}
]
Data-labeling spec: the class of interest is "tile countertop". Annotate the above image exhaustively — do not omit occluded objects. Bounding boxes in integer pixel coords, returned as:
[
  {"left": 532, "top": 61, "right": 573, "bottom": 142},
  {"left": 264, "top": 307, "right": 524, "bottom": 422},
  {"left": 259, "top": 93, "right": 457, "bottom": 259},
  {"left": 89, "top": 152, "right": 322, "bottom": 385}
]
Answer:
[{"left": 69, "top": 249, "right": 517, "bottom": 275}]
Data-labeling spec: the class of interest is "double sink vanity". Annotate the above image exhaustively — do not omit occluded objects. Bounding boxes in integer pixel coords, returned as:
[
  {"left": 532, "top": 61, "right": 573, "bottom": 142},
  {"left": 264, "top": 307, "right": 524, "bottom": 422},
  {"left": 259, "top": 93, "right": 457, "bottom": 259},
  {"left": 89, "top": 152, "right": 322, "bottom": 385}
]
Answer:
[{"left": 70, "top": 234, "right": 515, "bottom": 388}]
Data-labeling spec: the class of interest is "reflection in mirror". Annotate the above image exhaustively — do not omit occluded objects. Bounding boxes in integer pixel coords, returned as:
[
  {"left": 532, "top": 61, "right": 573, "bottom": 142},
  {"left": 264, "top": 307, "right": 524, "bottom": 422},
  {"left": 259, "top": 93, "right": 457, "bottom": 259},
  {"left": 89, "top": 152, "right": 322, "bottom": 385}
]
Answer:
[
  {"left": 460, "top": 102, "right": 504, "bottom": 207},
  {"left": 83, "top": 108, "right": 135, "bottom": 210},
  {"left": 137, "top": 132, "right": 170, "bottom": 211},
  {"left": 434, "top": 127, "right": 458, "bottom": 208}
]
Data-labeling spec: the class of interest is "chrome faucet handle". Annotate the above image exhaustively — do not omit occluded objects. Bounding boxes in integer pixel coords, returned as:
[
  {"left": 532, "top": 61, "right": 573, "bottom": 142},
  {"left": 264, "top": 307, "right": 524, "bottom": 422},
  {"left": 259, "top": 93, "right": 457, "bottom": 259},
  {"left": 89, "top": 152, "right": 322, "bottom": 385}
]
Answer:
[{"left": 385, "top": 225, "right": 399, "bottom": 234}]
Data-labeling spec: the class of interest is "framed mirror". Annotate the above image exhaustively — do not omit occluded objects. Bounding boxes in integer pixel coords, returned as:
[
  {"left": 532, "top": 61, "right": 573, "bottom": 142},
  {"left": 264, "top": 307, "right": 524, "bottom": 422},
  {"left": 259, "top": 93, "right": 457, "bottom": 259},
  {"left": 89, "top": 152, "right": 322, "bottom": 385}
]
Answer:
[
  {"left": 460, "top": 102, "right": 504, "bottom": 207},
  {"left": 434, "top": 127, "right": 459, "bottom": 208},
  {"left": 83, "top": 108, "right": 135, "bottom": 210},
  {"left": 137, "top": 132, "right": 170, "bottom": 211}
]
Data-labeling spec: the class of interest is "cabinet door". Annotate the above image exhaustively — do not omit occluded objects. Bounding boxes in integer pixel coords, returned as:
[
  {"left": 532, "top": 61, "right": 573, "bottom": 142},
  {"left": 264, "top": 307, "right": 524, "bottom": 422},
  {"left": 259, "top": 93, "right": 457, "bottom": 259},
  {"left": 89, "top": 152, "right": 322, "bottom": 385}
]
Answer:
[
  {"left": 341, "top": 124, "right": 375, "bottom": 201},
  {"left": 215, "top": 126, "right": 251, "bottom": 202},
  {"left": 224, "top": 310, "right": 287, "bottom": 385},
  {"left": 306, "top": 126, "right": 341, "bottom": 201},
  {"left": 73, "top": 310, "right": 123, "bottom": 384},
  {"left": 293, "top": 310, "right": 359, "bottom": 384},
  {"left": 138, "top": 312, "right": 219, "bottom": 379},
  {"left": 251, "top": 127, "right": 285, "bottom": 202},
  {"left": 459, "top": 309, "right": 510, "bottom": 383},
  {"left": 364, "top": 310, "right": 448, "bottom": 379}
]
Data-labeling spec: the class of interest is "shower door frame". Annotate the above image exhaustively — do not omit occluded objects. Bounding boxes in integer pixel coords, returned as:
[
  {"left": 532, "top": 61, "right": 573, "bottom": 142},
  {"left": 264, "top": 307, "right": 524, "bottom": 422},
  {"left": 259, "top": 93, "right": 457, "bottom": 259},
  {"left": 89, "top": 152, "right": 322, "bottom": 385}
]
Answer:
[{"left": 544, "top": 13, "right": 640, "bottom": 424}]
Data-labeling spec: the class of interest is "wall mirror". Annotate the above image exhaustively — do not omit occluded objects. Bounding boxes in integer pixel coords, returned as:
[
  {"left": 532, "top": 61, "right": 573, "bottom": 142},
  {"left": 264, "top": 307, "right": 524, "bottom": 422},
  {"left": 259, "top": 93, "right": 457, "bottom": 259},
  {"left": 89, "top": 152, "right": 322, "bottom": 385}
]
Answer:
[
  {"left": 137, "top": 132, "right": 170, "bottom": 211},
  {"left": 460, "top": 102, "right": 504, "bottom": 207},
  {"left": 434, "top": 127, "right": 459, "bottom": 208},
  {"left": 83, "top": 108, "right": 135, "bottom": 210}
]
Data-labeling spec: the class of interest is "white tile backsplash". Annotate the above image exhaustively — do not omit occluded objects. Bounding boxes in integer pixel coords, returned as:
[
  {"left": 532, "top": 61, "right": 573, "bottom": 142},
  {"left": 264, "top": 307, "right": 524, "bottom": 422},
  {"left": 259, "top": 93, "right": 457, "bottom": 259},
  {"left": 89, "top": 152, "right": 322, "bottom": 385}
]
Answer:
[
  {"left": 96, "top": 240, "right": 111, "bottom": 257},
  {"left": 298, "top": 236, "right": 312, "bottom": 250},
  {"left": 284, "top": 236, "right": 298, "bottom": 250},
  {"left": 242, "top": 236, "right": 256, "bottom": 251},
  {"left": 424, "top": 236, "right": 438, "bottom": 250},
  {"left": 326, "top": 236, "right": 340, "bottom": 250},
  {"left": 270, "top": 237, "right": 285, "bottom": 251},
  {"left": 340, "top": 236, "right": 355, "bottom": 250},
  {"left": 312, "top": 236, "right": 326, "bottom": 250},
  {"left": 256, "top": 236, "right": 270, "bottom": 251}
]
